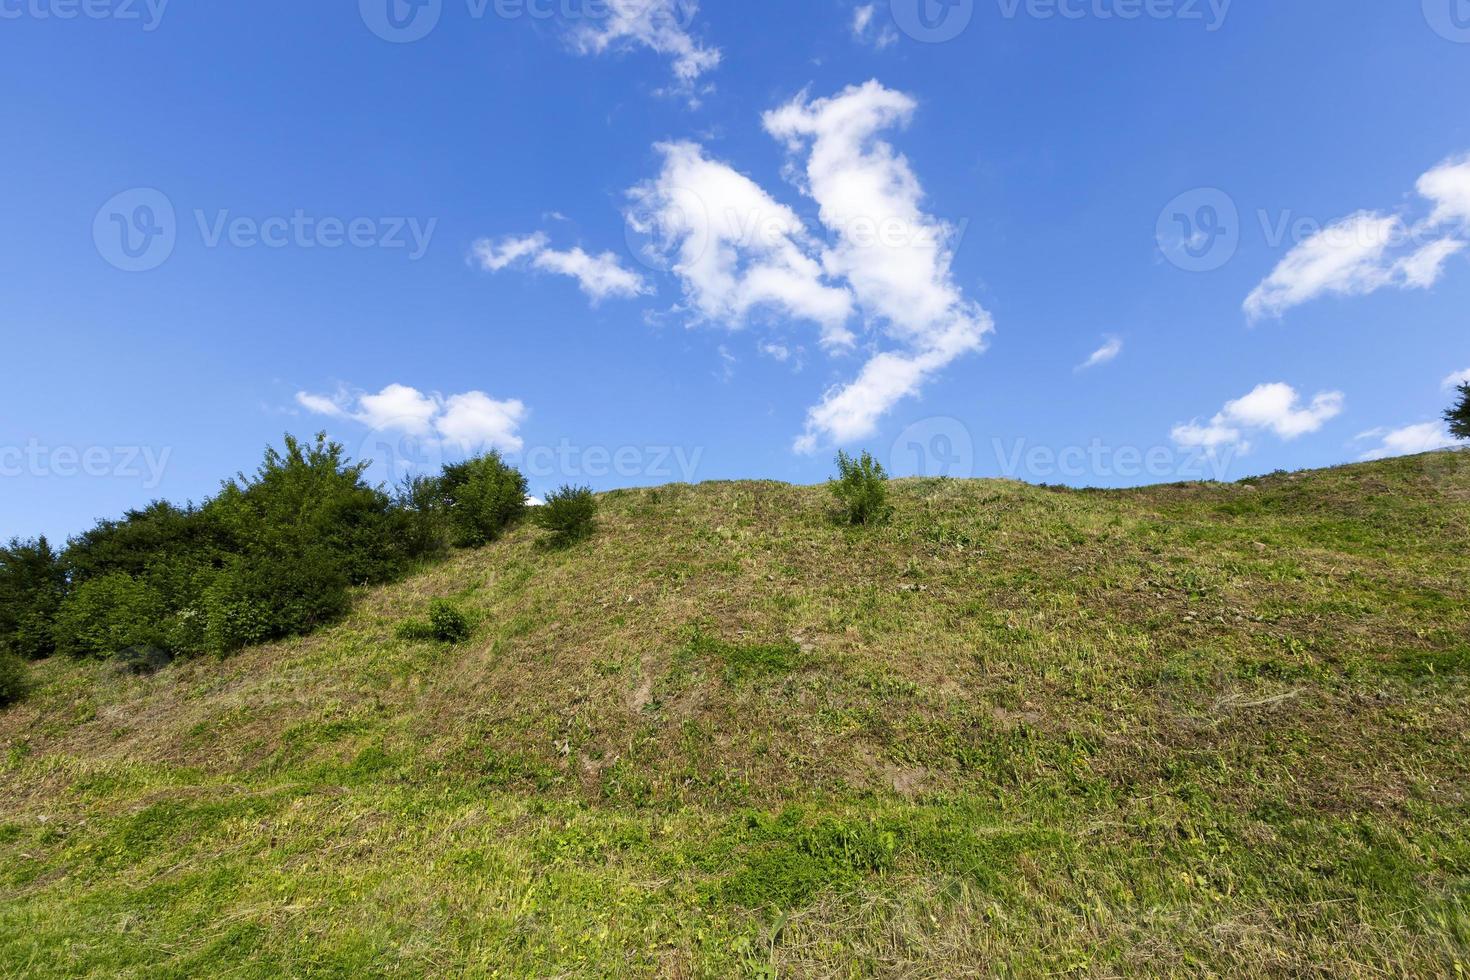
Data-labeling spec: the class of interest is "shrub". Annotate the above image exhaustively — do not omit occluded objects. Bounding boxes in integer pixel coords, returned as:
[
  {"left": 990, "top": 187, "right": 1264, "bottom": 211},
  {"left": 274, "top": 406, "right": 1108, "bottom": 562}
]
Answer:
[
  {"left": 65, "top": 502, "right": 230, "bottom": 587},
  {"left": 829, "top": 450, "right": 891, "bottom": 526},
  {"left": 1447, "top": 382, "right": 1470, "bottom": 441},
  {"left": 209, "top": 433, "right": 409, "bottom": 586},
  {"left": 392, "top": 474, "right": 451, "bottom": 560},
  {"left": 202, "top": 550, "right": 350, "bottom": 655},
  {"left": 429, "top": 599, "right": 472, "bottom": 642},
  {"left": 0, "top": 653, "right": 26, "bottom": 708},
  {"left": 0, "top": 536, "right": 66, "bottom": 660},
  {"left": 534, "top": 485, "right": 597, "bottom": 545},
  {"left": 397, "top": 599, "right": 472, "bottom": 643},
  {"left": 53, "top": 573, "right": 170, "bottom": 659},
  {"left": 440, "top": 453, "right": 528, "bottom": 548}
]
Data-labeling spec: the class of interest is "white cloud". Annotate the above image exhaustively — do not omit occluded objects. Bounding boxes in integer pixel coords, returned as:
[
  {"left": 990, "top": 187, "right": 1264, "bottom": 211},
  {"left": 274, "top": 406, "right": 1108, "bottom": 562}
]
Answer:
[
  {"left": 1077, "top": 336, "right": 1122, "bottom": 371},
  {"left": 764, "top": 81, "right": 993, "bottom": 450},
  {"left": 1418, "top": 155, "right": 1470, "bottom": 228},
  {"left": 628, "top": 141, "right": 855, "bottom": 345},
  {"left": 1245, "top": 152, "right": 1470, "bottom": 319},
  {"left": 571, "top": 0, "right": 721, "bottom": 92},
  {"left": 1244, "top": 212, "right": 1406, "bottom": 320},
  {"left": 296, "top": 384, "right": 527, "bottom": 454},
  {"left": 1394, "top": 237, "right": 1467, "bottom": 288},
  {"left": 1445, "top": 367, "right": 1470, "bottom": 389},
  {"left": 436, "top": 392, "right": 528, "bottom": 452},
  {"left": 471, "top": 234, "right": 649, "bottom": 304},
  {"left": 1173, "top": 382, "right": 1345, "bottom": 453},
  {"left": 850, "top": 3, "right": 898, "bottom": 48},
  {"left": 1357, "top": 421, "right": 1462, "bottom": 461},
  {"left": 472, "top": 233, "right": 549, "bottom": 271}
]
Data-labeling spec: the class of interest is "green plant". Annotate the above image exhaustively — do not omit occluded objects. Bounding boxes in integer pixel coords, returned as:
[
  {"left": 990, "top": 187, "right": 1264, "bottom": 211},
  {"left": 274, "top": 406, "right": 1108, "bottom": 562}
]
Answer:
[
  {"left": 440, "top": 452, "right": 529, "bottom": 548},
  {"left": 428, "top": 599, "right": 472, "bottom": 643},
  {"left": 52, "top": 573, "right": 169, "bottom": 660},
  {"left": 0, "top": 652, "right": 26, "bottom": 708},
  {"left": 1447, "top": 382, "right": 1470, "bottom": 441},
  {"left": 534, "top": 485, "right": 598, "bottom": 545},
  {"left": 392, "top": 474, "right": 451, "bottom": 560},
  {"left": 210, "top": 433, "right": 409, "bottom": 586},
  {"left": 202, "top": 551, "right": 350, "bottom": 656},
  {"left": 397, "top": 599, "right": 472, "bottom": 643},
  {"left": 829, "top": 450, "right": 891, "bottom": 526},
  {"left": 0, "top": 536, "right": 66, "bottom": 660}
]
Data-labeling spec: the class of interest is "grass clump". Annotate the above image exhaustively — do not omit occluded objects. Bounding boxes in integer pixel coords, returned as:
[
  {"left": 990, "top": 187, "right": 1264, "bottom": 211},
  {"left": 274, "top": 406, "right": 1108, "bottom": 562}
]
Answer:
[
  {"left": 829, "top": 449, "right": 890, "bottom": 526},
  {"left": 687, "top": 631, "right": 803, "bottom": 684},
  {"left": 534, "top": 485, "right": 598, "bottom": 546},
  {"left": 0, "top": 652, "right": 26, "bottom": 708},
  {"left": 398, "top": 598, "right": 472, "bottom": 644}
]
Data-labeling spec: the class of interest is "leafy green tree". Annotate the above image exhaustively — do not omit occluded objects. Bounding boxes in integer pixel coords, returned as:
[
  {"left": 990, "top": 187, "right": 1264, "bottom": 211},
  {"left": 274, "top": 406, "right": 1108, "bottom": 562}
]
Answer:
[
  {"left": 440, "top": 452, "right": 528, "bottom": 548},
  {"left": 392, "top": 474, "right": 451, "bottom": 560},
  {"left": 208, "top": 433, "right": 407, "bottom": 585},
  {"left": 0, "top": 536, "right": 66, "bottom": 659},
  {"left": 64, "top": 501, "right": 230, "bottom": 587},
  {"left": 53, "top": 573, "right": 169, "bottom": 659},
  {"left": 829, "top": 450, "right": 891, "bottom": 526},
  {"left": 1447, "top": 382, "right": 1470, "bottom": 441}
]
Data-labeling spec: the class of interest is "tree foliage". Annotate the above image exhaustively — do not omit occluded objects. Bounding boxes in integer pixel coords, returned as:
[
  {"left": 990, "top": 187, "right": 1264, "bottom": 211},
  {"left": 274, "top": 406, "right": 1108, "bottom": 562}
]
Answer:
[
  {"left": 829, "top": 450, "right": 891, "bottom": 526},
  {"left": 1447, "top": 383, "right": 1470, "bottom": 442},
  {"left": 2, "top": 433, "right": 529, "bottom": 665},
  {"left": 534, "top": 485, "right": 598, "bottom": 545},
  {"left": 439, "top": 452, "right": 528, "bottom": 548},
  {"left": 0, "top": 537, "right": 66, "bottom": 659}
]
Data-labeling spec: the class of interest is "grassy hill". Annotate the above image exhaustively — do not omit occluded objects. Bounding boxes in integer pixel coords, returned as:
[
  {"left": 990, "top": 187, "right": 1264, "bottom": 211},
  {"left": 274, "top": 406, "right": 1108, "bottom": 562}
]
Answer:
[{"left": 2, "top": 452, "right": 1468, "bottom": 977}]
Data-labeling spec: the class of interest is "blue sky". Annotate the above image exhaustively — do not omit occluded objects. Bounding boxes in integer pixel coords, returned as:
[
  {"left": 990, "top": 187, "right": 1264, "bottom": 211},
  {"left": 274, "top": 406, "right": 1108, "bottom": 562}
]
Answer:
[{"left": 3, "top": 0, "right": 1469, "bottom": 542}]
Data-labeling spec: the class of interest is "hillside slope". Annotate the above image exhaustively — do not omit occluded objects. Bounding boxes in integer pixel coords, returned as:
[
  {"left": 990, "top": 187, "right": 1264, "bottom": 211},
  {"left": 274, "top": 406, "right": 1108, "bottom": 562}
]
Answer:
[{"left": 2, "top": 453, "right": 1469, "bottom": 977}]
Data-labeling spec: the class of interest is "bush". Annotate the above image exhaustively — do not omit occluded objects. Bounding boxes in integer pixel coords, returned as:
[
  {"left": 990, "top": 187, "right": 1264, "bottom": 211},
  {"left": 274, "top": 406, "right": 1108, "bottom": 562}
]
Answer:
[
  {"left": 534, "top": 485, "right": 597, "bottom": 545},
  {"left": 429, "top": 599, "right": 472, "bottom": 642},
  {"left": 441, "top": 453, "right": 528, "bottom": 548},
  {"left": 53, "top": 573, "right": 169, "bottom": 660},
  {"left": 829, "top": 450, "right": 891, "bottom": 526},
  {"left": 203, "top": 551, "right": 350, "bottom": 655},
  {"left": 392, "top": 474, "right": 451, "bottom": 560},
  {"left": 65, "top": 502, "right": 230, "bottom": 587},
  {"left": 209, "top": 433, "right": 409, "bottom": 586},
  {"left": 0, "top": 653, "right": 26, "bottom": 708},
  {"left": 0, "top": 536, "right": 66, "bottom": 660},
  {"left": 397, "top": 599, "right": 472, "bottom": 643}
]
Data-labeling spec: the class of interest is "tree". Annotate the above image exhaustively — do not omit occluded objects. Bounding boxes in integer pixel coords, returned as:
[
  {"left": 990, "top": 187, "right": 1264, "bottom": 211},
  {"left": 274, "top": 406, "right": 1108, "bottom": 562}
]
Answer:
[
  {"left": 208, "top": 432, "right": 408, "bottom": 584},
  {"left": 0, "top": 537, "right": 66, "bottom": 659},
  {"left": 439, "top": 452, "right": 528, "bottom": 548},
  {"left": 1447, "top": 383, "right": 1470, "bottom": 442}
]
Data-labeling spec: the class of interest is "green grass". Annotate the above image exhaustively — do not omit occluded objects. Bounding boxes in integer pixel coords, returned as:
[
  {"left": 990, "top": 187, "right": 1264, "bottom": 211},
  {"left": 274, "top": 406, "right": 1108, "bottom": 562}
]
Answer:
[{"left": 3, "top": 452, "right": 1470, "bottom": 976}]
